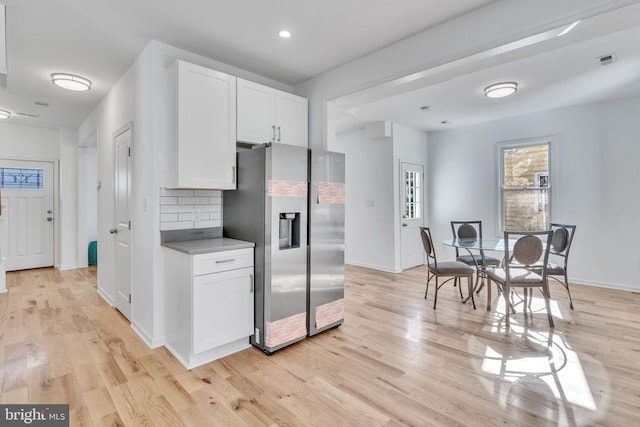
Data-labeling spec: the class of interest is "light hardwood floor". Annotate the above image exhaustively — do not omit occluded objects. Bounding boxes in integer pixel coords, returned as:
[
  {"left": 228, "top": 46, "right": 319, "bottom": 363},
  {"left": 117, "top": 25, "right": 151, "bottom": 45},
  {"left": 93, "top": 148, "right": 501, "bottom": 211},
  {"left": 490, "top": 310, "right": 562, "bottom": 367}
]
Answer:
[{"left": 1, "top": 265, "right": 639, "bottom": 426}]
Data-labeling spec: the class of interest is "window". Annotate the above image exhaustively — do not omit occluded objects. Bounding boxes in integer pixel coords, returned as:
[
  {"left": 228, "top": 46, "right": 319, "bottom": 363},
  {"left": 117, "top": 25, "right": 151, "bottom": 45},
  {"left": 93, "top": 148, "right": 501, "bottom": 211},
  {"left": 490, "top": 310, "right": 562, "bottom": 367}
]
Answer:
[
  {"left": 0, "top": 167, "right": 45, "bottom": 190},
  {"left": 499, "top": 141, "right": 550, "bottom": 231},
  {"left": 404, "top": 170, "right": 421, "bottom": 219}
]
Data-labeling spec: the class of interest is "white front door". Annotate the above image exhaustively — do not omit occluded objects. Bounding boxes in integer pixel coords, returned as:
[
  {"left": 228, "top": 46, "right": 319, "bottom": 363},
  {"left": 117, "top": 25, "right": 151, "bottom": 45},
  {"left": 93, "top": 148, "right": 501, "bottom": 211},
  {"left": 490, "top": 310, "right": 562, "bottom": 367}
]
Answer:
[
  {"left": 400, "top": 162, "right": 424, "bottom": 270},
  {"left": 0, "top": 159, "right": 55, "bottom": 271},
  {"left": 113, "top": 125, "right": 132, "bottom": 320}
]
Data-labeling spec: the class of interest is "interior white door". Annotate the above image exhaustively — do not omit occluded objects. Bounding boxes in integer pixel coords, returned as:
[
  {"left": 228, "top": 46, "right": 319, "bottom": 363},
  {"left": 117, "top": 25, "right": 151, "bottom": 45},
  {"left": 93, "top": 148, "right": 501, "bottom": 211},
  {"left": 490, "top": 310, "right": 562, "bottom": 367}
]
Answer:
[
  {"left": 0, "top": 159, "right": 54, "bottom": 271},
  {"left": 400, "top": 162, "right": 425, "bottom": 270},
  {"left": 113, "top": 125, "right": 132, "bottom": 320}
]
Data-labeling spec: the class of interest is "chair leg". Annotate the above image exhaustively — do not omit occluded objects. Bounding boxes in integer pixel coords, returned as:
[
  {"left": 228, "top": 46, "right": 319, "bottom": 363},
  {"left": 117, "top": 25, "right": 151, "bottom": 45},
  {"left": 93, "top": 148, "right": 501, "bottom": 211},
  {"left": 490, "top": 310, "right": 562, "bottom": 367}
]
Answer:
[
  {"left": 433, "top": 277, "right": 439, "bottom": 309},
  {"left": 457, "top": 277, "right": 464, "bottom": 299},
  {"left": 564, "top": 272, "right": 574, "bottom": 309},
  {"left": 486, "top": 277, "right": 492, "bottom": 311},
  {"left": 543, "top": 281, "right": 555, "bottom": 328},
  {"left": 424, "top": 271, "right": 430, "bottom": 299},
  {"left": 504, "top": 283, "right": 511, "bottom": 329},
  {"left": 467, "top": 276, "right": 476, "bottom": 309}
]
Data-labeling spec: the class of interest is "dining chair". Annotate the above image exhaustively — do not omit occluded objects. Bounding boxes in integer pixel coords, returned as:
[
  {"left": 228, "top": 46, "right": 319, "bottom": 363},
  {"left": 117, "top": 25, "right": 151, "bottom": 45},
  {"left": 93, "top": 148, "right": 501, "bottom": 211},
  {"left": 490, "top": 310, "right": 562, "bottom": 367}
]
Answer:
[
  {"left": 419, "top": 226, "right": 476, "bottom": 309},
  {"left": 547, "top": 223, "right": 577, "bottom": 309},
  {"left": 450, "top": 220, "right": 501, "bottom": 292},
  {"left": 485, "top": 230, "right": 554, "bottom": 328}
]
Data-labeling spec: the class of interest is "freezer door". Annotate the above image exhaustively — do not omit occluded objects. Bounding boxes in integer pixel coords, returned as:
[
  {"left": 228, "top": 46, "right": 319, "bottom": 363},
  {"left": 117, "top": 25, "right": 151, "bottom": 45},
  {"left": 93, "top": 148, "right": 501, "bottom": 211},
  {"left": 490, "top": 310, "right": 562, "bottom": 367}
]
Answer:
[
  {"left": 308, "top": 149, "right": 345, "bottom": 336},
  {"left": 263, "top": 144, "right": 309, "bottom": 351}
]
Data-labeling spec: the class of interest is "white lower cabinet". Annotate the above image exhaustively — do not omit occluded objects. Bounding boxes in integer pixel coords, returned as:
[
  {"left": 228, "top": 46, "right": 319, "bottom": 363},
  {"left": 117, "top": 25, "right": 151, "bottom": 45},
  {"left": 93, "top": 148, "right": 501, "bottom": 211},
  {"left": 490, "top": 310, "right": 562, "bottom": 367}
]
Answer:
[
  {"left": 193, "top": 268, "right": 254, "bottom": 354},
  {"left": 164, "top": 247, "right": 254, "bottom": 369}
]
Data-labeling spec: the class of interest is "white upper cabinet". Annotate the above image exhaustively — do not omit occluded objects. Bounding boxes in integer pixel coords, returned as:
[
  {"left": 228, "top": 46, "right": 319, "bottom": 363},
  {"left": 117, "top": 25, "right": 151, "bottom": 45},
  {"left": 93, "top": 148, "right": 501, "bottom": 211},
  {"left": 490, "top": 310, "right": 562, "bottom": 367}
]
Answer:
[
  {"left": 237, "top": 78, "right": 308, "bottom": 147},
  {"left": 167, "top": 60, "right": 237, "bottom": 190}
]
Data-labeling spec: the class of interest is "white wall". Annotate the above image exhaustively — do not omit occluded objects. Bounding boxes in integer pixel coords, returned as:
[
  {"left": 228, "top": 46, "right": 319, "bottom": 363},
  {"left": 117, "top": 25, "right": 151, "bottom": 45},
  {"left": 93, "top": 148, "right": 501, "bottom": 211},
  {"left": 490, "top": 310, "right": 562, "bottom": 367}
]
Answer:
[
  {"left": 334, "top": 128, "right": 395, "bottom": 271},
  {"left": 0, "top": 123, "right": 59, "bottom": 159},
  {"left": 335, "top": 123, "right": 428, "bottom": 272},
  {"left": 295, "top": 0, "right": 637, "bottom": 150},
  {"left": 58, "top": 127, "right": 78, "bottom": 269},
  {"left": 392, "top": 125, "right": 429, "bottom": 269},
  {"left": 428, "top": 96, "right": 640, "bottom": 291}
]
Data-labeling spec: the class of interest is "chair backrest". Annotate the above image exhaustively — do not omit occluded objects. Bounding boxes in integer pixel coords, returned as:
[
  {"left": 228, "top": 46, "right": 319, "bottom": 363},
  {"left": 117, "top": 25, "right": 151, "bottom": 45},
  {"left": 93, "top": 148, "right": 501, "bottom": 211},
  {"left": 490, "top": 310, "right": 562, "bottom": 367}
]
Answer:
[
  {"left": 419, "top": 226, "right": 437, "bottom": 265},
  {"left": 549, "top": 223, "right": 576, "bottom": 265},
  {"left": 451, "top": 220, "right": 481, "bottom": 256},
  {"left": 504, "top": 230, "right": 553, "bottom": 282}
]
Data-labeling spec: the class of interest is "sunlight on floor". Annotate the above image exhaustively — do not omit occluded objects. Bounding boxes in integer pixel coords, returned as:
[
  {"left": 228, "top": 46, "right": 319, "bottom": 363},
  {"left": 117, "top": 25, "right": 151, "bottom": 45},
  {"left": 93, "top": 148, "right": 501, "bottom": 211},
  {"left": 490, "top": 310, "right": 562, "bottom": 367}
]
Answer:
[{"left": 474, "top": 294, "right": 606, "bottom": 424}]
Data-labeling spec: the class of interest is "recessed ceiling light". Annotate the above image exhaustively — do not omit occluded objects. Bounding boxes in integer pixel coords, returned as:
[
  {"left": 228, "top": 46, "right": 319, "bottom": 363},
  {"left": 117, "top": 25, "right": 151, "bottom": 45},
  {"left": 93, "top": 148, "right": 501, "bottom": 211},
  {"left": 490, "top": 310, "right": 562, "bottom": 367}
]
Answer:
[
  {"left": 277, "top": 30, "right": 292, "bottom": 39},
  {"left": 51, "top": 73, "right": 92, "bottom": 91},
  {"left": 0, "top": 109, "right": 10, "bottom": 119},
  {"left": 484, "top": 82, "right": 517, "bottom": 98}
]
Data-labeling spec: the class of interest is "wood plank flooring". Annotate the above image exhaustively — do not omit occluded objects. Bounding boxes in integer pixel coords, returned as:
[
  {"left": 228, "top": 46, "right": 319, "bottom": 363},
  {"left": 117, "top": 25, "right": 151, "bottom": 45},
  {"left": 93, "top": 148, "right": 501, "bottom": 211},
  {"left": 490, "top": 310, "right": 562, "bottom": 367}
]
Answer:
[{"left": 1, "top": 265, "right": 639, "bottom": 426}]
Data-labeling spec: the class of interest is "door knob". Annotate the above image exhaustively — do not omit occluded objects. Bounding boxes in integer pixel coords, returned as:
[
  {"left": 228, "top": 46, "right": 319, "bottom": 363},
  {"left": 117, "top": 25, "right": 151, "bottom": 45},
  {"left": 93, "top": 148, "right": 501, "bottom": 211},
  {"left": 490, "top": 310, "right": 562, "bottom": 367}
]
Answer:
[
  {"left": 47, "top": 217, "right": 53, "bottom": 222},
  {"left": 47, "top": 210, "right": 53, "bottom": 214},
  {"left": 110, "top": 228, "right": 118, "bottom": 234}
]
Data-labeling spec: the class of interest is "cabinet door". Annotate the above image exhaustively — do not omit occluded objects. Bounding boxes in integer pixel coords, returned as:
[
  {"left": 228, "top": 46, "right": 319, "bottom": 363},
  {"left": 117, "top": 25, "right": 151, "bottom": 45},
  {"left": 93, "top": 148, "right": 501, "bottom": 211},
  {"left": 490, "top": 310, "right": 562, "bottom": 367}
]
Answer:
[
  {"left": 177, "top": 61, "right": 237, "bottom": 189},
  {"left": 237, "top": 78, "right": 275, "bottom": 144},
  {"left": 275, "top": 91, "right": 308, "bottom": 148},
  {"left": 192, "top": 267, "right": 254, "bottom": 354}
]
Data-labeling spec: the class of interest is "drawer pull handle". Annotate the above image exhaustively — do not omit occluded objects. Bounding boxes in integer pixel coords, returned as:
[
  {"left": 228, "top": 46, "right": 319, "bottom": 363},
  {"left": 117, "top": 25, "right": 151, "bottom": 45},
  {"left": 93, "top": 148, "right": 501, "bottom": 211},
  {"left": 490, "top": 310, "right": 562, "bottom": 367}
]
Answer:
[{"left": 215, "top": 258, "right": 235, "bottom": 264}]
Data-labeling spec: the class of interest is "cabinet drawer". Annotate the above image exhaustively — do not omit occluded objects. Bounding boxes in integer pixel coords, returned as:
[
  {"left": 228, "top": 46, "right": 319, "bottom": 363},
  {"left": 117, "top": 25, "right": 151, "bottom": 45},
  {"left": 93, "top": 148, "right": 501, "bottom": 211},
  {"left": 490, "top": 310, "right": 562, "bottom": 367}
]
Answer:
[{"left": 192, "top": 248, "right": 253, "bottom": 275}]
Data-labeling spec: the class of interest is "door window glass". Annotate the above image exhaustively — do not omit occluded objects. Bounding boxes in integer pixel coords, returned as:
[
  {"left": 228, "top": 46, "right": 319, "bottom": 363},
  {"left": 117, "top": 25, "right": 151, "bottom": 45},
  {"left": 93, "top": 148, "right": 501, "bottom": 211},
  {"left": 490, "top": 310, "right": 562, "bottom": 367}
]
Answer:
[
  {"left": 404, "top": 170, "right": 421, "bottom": 219},
  {"left": 0, "top": 168, "right": 45, "bottom": 190}
]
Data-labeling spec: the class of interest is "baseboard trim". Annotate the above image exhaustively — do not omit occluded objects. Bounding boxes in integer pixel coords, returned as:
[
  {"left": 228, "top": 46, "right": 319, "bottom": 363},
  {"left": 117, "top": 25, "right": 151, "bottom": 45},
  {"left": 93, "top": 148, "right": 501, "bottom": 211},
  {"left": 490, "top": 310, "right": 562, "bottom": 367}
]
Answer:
[
  {"left": 345, "top": 260, "right": 402, "bottom": 273},
  {"left": 569, "top": 277, "right": 638, "bottom": 293},
  {"left": 131, "top": 321, "right": 165, "bottom": 349},
  {"left": 97, "top": 286, "right": 114, "bottom": 306}
]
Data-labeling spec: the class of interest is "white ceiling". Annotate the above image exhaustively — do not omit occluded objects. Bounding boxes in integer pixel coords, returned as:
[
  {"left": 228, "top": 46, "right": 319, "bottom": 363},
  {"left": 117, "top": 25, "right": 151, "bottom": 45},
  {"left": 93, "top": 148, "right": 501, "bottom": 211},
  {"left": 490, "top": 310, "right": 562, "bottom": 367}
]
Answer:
[
  {"left": 335, "top": 2, "right": 640, "bottom": 132},
  {"left": 1, "top": 0, "right": 640, "bottom": 133},
  {"left": 0, "top": 0, "right": 496, "bottom": 128}
]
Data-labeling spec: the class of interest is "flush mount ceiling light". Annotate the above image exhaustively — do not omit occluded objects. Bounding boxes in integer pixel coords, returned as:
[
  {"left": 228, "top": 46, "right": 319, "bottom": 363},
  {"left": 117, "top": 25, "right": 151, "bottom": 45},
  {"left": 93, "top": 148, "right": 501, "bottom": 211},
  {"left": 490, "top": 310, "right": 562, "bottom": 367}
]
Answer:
[
  {"left": 51, "top": 73, "right": 92, "bottom": 91},
  {"left": 277, "top": 29, "right": 292, "bottom": 39},
  {"left": 484, "top": 82, "right": 517, "bottom": 98},
  {"left": 0, "top": 109, "right": 10, "bottom": 119}
]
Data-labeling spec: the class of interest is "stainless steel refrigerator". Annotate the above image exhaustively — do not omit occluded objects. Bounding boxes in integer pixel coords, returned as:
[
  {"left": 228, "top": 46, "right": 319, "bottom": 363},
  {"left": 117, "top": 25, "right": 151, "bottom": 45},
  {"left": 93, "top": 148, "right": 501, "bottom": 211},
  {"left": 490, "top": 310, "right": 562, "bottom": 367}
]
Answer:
[
  {"left": 307, "top": 149, "right": 345, "bottom": 336},
  {"left": 224, "top": 144, "right": 345, "bottom": 353}
]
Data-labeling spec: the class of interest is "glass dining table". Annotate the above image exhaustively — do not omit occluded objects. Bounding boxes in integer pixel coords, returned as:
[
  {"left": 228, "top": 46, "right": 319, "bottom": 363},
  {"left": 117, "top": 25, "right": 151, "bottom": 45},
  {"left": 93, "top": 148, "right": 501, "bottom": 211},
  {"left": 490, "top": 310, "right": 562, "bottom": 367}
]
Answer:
[{"left": 442, "top": 237, "right": 517, "bottom": 308}]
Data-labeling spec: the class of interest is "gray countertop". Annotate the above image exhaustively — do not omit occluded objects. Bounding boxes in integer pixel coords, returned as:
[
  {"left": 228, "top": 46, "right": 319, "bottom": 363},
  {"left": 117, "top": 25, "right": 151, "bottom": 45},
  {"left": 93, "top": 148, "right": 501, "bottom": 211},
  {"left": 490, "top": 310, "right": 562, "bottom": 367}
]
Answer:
[{"left": 161, "top": 237, "right": 254, "bottom": 255}]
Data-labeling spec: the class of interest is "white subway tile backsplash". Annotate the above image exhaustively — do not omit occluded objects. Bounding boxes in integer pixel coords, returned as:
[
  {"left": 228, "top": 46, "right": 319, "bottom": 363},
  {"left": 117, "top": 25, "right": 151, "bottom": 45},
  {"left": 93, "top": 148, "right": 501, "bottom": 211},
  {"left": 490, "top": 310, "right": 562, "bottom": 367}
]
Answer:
[
  {"left": 160, "top": 213, "right": 178, "bottom": 222},
  {"left": 159, "top": 187, "right": 224, "bottom": 231},
  {"left": 160, "top": 221, "right": 193, "bottom": 231},
  {"left": 161, "top": 204, "right": 194, "bottom": 214},
  {"left": 160, "top": 196, "right": 178, "bottom": 205},
  {"left": 194, "top": 190, "right": 222, "bottom": 197},
  {"left": 195, "top": 219, "right": 221, "bottom": 228},
  {"left": 200, "top": 205, "right": 221, "bottom": 213},
  {"left": 177, "top": 196, "right": 211, "bottom": 205},
  {"left": 161, "top": 188, "right": 194, "bottom": 197}
]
